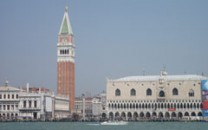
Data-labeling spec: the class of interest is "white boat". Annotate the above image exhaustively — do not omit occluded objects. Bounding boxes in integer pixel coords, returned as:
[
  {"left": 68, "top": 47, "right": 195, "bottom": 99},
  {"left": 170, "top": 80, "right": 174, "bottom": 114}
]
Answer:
[{"left": 100, "top": 121, "right": 128, "bottom": 125}]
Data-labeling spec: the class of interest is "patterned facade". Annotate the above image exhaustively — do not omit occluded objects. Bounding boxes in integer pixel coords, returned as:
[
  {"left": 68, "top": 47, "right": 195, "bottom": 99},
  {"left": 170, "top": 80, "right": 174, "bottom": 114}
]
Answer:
[{"left": 106, "top": 71, "right": 208, "bottom": 120}]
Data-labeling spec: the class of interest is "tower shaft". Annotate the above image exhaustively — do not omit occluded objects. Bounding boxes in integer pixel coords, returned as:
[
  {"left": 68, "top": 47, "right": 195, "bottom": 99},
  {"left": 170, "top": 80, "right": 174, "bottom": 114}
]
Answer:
[{"left": 57, "top": 6, "right": 75, "bottom": 113}]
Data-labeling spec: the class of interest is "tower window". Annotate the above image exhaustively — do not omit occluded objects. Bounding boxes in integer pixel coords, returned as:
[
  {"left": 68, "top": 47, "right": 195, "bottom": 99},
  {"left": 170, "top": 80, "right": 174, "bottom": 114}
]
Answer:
[{"left": 60, "top": 49, "right": 69, "bottom": 54}]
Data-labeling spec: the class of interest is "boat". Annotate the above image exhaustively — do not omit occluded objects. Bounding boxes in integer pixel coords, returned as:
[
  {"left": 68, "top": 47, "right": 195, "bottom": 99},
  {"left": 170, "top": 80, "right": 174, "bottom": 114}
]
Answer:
[{"left": 100, "top": 121, "right": 128, "bottom": 125}]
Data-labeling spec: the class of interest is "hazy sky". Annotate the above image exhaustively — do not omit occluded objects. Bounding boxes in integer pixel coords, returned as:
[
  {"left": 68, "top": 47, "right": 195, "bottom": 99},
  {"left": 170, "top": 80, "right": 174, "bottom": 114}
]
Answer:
[{"left": 0, "top": 0, "right": 208, "bottom": 96}]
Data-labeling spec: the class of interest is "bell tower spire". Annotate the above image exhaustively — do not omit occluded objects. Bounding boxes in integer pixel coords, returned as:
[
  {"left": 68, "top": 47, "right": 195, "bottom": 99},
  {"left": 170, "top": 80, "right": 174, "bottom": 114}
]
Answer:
[
  {"left": 57, "top": 6, "right": 75, "bottom": 113},
  {"left": 59, "top": 6, "right": 73, "bottom": 35}
]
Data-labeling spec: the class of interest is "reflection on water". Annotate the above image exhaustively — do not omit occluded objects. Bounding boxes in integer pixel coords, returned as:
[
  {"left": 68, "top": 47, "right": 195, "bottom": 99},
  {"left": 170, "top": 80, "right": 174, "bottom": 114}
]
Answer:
[{"left": 0, "top": 122, "right": 207, "bottom": 130}]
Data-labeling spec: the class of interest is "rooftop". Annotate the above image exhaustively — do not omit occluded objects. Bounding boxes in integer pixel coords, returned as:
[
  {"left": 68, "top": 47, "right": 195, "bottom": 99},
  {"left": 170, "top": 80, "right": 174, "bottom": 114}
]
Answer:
[
  {"left": 111, "top": 74, "right": 208, "bottom": 82},
  {"left": 0, "top": 86, "right": 20, "bottom": 91}
]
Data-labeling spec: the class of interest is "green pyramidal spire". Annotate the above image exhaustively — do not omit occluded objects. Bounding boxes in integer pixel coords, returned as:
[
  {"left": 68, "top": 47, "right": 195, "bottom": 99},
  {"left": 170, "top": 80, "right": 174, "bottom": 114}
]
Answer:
[{"left": 59, "top": 6, "right": 73, "bottom": 35}]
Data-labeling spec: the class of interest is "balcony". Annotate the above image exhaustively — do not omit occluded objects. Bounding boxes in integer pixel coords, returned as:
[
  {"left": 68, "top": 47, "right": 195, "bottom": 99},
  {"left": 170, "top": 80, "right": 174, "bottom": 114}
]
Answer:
[{"left": 18, "top": 106, "right": 41, "bottom": 111}]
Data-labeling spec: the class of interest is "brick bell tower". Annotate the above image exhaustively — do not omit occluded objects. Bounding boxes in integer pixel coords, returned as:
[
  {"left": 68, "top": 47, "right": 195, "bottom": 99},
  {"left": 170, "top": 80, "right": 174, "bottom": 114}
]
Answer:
[{"left": 57, "top": 6, "right": 75, "bottom": 113}]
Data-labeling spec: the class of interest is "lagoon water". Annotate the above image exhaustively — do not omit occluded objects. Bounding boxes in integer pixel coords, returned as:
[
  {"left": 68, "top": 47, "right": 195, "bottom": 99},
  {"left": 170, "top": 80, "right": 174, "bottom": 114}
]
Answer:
[{"left": 0, "top": 122, "right": 207, "bottom": 130}]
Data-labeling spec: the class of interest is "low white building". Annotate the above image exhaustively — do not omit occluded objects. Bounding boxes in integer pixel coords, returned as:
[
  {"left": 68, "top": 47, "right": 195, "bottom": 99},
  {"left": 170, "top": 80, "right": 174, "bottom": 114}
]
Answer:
[{"left": 0, "top": 82, "right": 69, "bottom": 121}]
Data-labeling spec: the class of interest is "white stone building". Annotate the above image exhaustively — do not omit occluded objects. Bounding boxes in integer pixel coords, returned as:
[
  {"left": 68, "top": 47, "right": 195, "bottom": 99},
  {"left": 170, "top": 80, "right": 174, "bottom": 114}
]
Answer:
[
  {"left": 106, "top": 71, "right": 208, "bottom": 120},
  {"left": 54, "top": 96, "right": 69, "bottom": 119},
  {"left": 0, "top": 82, "right": 20, "bottom": 120},
  {"left": 18, "top": 91, "right": 54, "bottom": 120},
  {"left": 18, "top": 89, "right": 69, "bottom": 120}
]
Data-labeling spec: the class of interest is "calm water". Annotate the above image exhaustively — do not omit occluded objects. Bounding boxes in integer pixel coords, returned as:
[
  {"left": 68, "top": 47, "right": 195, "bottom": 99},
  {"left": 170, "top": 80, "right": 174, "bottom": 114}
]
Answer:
[{"left": 0, "top": 122, "right": 207, "bottom": 130}]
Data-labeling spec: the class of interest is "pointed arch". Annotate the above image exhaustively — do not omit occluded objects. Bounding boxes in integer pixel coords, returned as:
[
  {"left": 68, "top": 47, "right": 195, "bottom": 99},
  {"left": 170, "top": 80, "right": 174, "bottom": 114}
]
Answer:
[
  {"left": 146, "top": 112, "right": 151, "bottom": 118},
  {"left": 115, "top": 89, "right": 121, "bottom": 96},
  {"left": 146, "top": 88, "right": 152, "bottom": 96},
  {"left": 133, "top": 112, "right": 138, "bottom": 120},
  {"left": 158, "top": 112, "right": 163, "bottom": 118},
  {"left": 172, "top": 88, "right": 178, "bottom": 95},
  {"left": 165, "top": 112, "right": 170, "bottom": 118},
  {"left": 184, "top": 112, "right": 189, "bottom": 116},
  {"left": 121, "top": 112, "right": 126, "bottom": 119},
  {"left": 152, "top": 112, "right": 157, "bottom": 118},
  {"left": 127, "top": 112, "right": 132, "bottom": 119},
  {"left": 198, "top": 112, "right": 202, "bottom": 116},
  {"left": 178, "top": 112, "right": 183, "bottom": 118},
  {"left": 109, "top": 112, "right": 114, "bottom": 119},
  {"left": 159, "top": 90, "right": 165, "bottom": 97},
  {"left": 130, "top": 89, "right": 136, "bottom": 96},
  {"left": 191, "top": 112, "right": 196, "bottom": 116},
  {"left": 189, "top": 89, "right": 194, "bottom": 97},
  {"left": 115, "top": 112, "right": 120, "bottom": 118},
  {"left": 171, "top": 112, "right": 176, "bottom": 118},
  {"left": 140, "top": 112, "right": 144, "bottom": 118}
]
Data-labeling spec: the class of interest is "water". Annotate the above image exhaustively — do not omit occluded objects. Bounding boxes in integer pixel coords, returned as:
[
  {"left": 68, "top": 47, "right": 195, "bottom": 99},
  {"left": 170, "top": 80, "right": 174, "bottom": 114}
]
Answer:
[{"left": 0, "top": 122, "right": 207, "bottom": 130}]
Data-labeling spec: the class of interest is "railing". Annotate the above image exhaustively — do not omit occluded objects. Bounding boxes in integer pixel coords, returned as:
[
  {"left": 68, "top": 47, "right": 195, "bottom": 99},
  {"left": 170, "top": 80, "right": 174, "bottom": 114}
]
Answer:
[{"left": 18, "top": 107, "right": 41, "bottom": 110}]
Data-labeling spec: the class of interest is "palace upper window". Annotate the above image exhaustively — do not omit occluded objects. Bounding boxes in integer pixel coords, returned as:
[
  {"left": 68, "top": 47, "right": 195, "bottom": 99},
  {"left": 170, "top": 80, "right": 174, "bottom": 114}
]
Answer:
[
  {"left": 130, "top": 89, "right": 136, "bottom": 96},
  {"left": 189, "top": 89, "right": 194, "bottom": 97},
  {"left": 146, "top": 88, "right": 152, "bottom": 96},
  {"left": 159, "top": 90, "right": 165, "bottom": 97},
  {"left": 115, "top": 89, "right": 121, "bottom": 96},
  {"left": 172, "top": 88, "right": 178, "bottom": 96}
]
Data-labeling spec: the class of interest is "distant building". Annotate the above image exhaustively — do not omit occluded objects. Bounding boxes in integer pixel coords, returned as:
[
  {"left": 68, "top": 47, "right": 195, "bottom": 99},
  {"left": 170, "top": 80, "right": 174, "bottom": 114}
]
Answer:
[
  {"left": 92, "top": 92, "right": 107, "bottom": 118},
  {"left": 74, "top": 92, "right": 107, "bottom": 120},
  {"left": 106, "top": 71, "right": 208, "bottom": 120},
  {"left": 74, "top": 96, "right": 92, "bottom": 120},
  {"left": 54, "top": 95, "right": 69, "bottom": 119},
  {"left": 57, "top": 6, "right": 75, "bottom": 113},
  {"left": 0, "top": 82, "right": 69, "bottom": 121}
]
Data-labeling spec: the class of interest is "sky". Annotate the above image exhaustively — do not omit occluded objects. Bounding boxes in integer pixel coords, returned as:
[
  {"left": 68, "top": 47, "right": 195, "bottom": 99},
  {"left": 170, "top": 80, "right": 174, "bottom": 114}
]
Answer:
[{"left": 0, "top": 0, "right": 208, "bottom": 96}]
